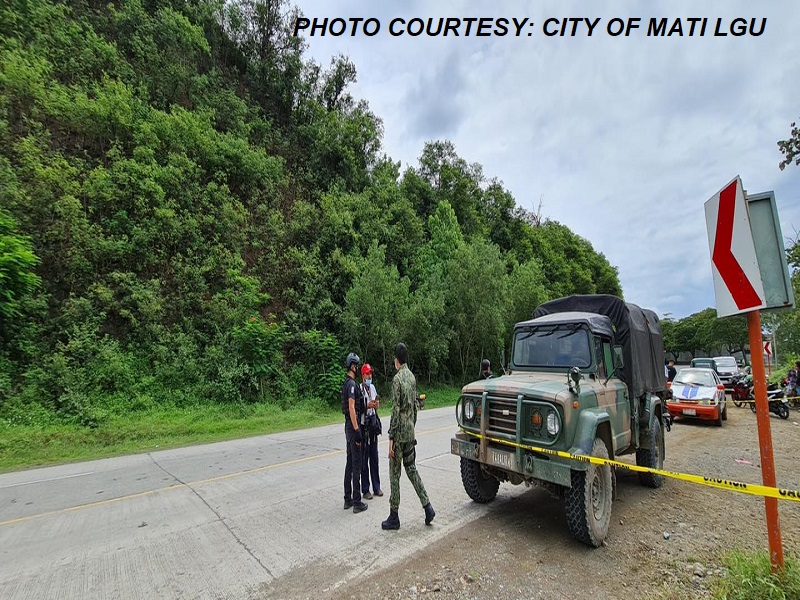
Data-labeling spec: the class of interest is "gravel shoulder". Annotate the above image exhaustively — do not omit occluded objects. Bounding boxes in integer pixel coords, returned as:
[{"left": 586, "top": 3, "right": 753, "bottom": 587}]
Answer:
[{"left": 329, "top": 403, "right": 800, "bottom": 600}]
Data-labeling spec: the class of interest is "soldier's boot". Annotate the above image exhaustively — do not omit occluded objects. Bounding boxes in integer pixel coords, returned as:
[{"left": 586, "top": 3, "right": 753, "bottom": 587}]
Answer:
[
  {"left": 424, "top": 503, "right": 435, "bottom": 526},
  {"left": 381, "top": 510, "right": 400, "bottom": 530}
]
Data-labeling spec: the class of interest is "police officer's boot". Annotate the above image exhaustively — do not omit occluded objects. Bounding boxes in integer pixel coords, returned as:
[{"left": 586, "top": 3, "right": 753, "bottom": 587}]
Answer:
[
  {"left": 424, "top": 503, "right": 435, "bottom": 525},
  {"left": 381, "top": 510, "right": 400, "bottom": 530}
]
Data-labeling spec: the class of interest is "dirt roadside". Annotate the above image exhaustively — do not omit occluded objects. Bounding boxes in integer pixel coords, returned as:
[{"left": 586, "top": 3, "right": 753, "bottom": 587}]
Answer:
[{"left": 330, "top": 403, "right": 800, "bottom": 600}]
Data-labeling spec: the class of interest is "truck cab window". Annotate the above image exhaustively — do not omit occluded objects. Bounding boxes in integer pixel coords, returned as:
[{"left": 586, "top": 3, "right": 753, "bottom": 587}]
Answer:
[
  {"left": 603, "top": 341, "right": 614, "bottom": 377},
  {"left": 595, "top": 338, "right": 606, "bottom": 379}
]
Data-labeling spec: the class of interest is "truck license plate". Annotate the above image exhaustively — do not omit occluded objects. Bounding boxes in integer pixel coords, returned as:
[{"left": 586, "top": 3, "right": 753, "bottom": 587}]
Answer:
[
  {"left": 489, "top": 449, "right": 514, "bottom": 469},
  {"left": 683, "top": 408, "right": 696, "bottom": 416}
]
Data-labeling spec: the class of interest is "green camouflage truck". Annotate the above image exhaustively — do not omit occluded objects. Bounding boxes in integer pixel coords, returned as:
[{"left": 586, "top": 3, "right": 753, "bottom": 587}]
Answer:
[{"left": 451, "top": 294, "right": 669, "bottom": 547}]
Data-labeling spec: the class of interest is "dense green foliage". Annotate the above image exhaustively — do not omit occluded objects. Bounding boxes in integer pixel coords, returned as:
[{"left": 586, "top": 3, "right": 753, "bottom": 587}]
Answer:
[
  {"left": 778, "top": 119, "right": 800, "bottom": 170},
  {"left": 762, "top": 235, "right": 800, "bottom": 365},
  {"left": 0, "top": 0, "right": 621, "bottom": 428},
  {"left": 661, "top": 309, "right": 749, "bottom": 360}
]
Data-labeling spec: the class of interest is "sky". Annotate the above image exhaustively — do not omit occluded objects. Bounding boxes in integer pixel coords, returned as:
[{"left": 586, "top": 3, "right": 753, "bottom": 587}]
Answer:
[{"left": 290, "top": 0, "right": 800, "bottom": 320}]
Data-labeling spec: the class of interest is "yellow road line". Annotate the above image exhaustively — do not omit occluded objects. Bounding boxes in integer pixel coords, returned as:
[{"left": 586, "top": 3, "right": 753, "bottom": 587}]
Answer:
[{"left": 0, "top": 423, "right": 455, "bottom": 528}]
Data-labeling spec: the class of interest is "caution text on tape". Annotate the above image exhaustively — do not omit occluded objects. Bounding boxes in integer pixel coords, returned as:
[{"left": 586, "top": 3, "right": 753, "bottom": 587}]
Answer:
[{"left": 460, "top": 429, "right": 800, "bottom": 502}]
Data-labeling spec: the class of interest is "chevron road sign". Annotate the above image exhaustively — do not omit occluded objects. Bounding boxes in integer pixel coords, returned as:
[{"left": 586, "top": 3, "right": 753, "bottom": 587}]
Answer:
[{"left": 704, "top": 176, "right": 766, "bottom": 318}]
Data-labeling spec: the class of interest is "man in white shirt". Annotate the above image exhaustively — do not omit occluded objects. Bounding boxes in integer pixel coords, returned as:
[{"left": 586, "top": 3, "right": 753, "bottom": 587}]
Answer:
[{"left": 360, "top": 363, "right": 383, "bottom": 499}]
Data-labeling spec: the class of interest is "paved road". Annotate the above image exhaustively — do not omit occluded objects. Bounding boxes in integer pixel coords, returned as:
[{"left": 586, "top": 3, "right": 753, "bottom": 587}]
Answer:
[{"left": 0, "top": 407, "right": 518, "bottom": 599}]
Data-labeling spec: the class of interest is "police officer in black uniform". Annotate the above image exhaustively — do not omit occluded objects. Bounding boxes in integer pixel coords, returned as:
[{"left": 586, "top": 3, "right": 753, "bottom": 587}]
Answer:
[{"left": 342, "top": 353, "right": 368, "bottom": 514}]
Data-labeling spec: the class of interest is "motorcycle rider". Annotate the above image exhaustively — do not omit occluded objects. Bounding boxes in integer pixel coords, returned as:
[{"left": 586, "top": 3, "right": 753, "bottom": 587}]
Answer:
[{"left": 787, "top": 361, "right": 799, "bottom": 397}]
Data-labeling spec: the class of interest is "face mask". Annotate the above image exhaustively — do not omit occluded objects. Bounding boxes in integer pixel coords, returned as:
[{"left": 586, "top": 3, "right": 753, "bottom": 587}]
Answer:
[{"left": 364, "top": 379, "right": 371, "bottom": 387}]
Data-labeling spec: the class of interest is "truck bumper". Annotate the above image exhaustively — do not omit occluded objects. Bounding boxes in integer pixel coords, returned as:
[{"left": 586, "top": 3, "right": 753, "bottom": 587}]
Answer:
[{"left": 451, "top": 432, "right": 574, "bottom": 488}]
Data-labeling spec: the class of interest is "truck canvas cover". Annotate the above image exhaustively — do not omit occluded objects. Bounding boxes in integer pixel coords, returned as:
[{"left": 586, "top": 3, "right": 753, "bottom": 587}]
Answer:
[{"left": 533, "top": 294, "right": 666, "bottom": 399}]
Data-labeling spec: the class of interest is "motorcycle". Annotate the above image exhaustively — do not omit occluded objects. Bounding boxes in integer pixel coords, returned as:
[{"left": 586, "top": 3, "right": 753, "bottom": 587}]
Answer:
[
  {"left": 731, "top": 374, "right": 752, "bottom": 408},
  {"left": 748, "top": 383, "right": 790, "bottom": 419}
]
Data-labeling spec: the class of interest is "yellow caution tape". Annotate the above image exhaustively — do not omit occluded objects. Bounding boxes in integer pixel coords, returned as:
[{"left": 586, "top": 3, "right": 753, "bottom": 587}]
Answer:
[
  {"left": 731, "top": 396, "right": 800, "bottom": 404},
  {"left": 461, "top": 430, "right": 800, "bottom": 503}
]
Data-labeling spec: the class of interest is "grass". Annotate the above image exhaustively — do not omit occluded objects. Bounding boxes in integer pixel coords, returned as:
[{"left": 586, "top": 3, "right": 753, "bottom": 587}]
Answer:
[
  {"left": 711, "top": 550, "right": 800, "bottom": 600},
  {"left": 651, "top": 551, "right": 800, "bottom": 600},
  {"left": 0, "top": 385, "right": 461, "bottom": 473}
]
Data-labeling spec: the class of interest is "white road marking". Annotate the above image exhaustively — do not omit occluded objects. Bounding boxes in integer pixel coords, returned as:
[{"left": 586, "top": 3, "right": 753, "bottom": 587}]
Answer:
[{"left": 0, "top": 471, "right": 95, "bottom": 489}]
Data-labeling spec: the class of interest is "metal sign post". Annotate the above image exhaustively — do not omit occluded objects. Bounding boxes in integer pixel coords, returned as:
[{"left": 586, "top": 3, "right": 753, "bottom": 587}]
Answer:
[
  {"left": 748, "top": 311, "right": 784, "bottom": 569},
  {"left": 705, "top": 176, "right": 786, "bottom": 572}
]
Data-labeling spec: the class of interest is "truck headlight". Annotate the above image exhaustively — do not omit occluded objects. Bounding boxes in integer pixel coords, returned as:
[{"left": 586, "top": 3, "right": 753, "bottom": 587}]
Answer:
[
  {"left": 546, "top": 411, "right": 560, "bottom": 436},
  {"left": 464, "top": 399, "right": 475, "bottom": 421}
]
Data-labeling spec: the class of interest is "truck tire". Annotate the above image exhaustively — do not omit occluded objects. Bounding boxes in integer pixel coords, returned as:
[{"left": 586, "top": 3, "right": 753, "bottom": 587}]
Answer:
[
  {"left": 564, "top": 438, "right": 612, "bottom": 547},
  {"left": 636, "top": 418, "right": 664, "bottom": 488},
  {"left": 460, "top": 458, "right": 500, "bottom": 503}
]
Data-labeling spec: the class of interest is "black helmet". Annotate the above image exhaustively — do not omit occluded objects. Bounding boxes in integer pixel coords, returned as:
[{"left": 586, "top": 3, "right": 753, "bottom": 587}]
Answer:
[{"left": 345, "top": 352, "right": 360, "bottom": 371}]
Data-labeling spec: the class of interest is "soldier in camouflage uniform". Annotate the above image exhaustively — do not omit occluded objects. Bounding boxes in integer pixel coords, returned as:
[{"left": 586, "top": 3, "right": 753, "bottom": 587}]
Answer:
[{"left": 381, "top": 342, "right": 435, "bottom": 530}]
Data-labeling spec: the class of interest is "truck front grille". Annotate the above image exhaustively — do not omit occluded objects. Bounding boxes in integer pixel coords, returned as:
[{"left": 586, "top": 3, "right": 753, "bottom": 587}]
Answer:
[{"left": 487, "top": 396, "right": 517, "bottom": 436}]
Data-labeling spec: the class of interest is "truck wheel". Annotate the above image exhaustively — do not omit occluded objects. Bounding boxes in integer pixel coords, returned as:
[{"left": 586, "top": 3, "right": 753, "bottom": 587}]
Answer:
[
  {"left": 460, "top": 458, "right": 500, "bottom": 503},
  {"left": 636, "top": 418, "right": 664, "bottom": 488},
  {"left": 564, "top": 438, "right": 612, "bottom": 547}
]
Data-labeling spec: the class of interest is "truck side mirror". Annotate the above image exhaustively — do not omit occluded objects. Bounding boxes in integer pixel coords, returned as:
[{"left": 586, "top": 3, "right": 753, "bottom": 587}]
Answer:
[{"left": 613, "top": 346, "right": 624, "bottom": 369}]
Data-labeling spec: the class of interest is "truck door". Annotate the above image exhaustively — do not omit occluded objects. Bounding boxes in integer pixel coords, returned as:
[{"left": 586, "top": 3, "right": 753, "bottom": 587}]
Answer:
[{"left": 596, "top": 337, "right": 631, "bottom": 452}]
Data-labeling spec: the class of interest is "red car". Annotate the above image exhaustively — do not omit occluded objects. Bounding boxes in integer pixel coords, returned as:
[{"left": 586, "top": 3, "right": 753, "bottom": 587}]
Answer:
[{"left": 666, "top": 368, "right": 728, "bottom": 426}]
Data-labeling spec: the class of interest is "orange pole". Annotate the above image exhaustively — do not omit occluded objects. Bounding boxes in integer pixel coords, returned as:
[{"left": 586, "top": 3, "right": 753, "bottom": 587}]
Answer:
[{"left": 747, "top": 310, "right": 784, "bottom": 571}]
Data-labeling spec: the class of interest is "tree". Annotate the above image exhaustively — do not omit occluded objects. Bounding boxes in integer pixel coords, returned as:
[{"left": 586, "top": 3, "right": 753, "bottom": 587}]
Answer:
[
  {"left": 708, "top": 314, "right": 748, "bottom": 355},
  {"left": 0, "top": 209, "right": 40, "bottom": 328},
  {"left": 763, "top": 233, "right": 800, "bottom": 358},
  {"left": 443, "top": 240, "right": 509, "bottom": 382},
  {"left": 342, "top": 243, "right": 410, "bottom": 378},
  {"left": 0, "top": 0, "right": 629, "bottom": 416},
  {"left": 660, "top": 317, "right": 677, "bottom": 359},
  {"left": 778, "top": 120, "right": 800, "bottom": 170},
  {"left": 507, "top": 259, "right": 547, "bottom": 327}
]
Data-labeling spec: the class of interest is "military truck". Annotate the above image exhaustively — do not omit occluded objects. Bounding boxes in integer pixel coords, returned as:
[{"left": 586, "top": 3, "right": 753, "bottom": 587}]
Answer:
[{"left": 451, "top": 294, "right": 669, "bottom": 547}]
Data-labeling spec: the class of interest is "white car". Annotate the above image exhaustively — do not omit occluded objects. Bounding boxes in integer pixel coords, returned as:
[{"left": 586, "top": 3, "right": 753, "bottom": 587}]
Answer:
[
  {"left": 666, "top": 368, "right": 728, "bottom": 426},
  {"left": 713, "top": 356, "right": 740, "bottom": 390}
]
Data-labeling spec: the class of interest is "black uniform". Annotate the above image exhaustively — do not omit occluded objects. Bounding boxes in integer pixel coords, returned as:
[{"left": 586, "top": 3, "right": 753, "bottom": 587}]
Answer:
[
  {"left": 667, "top": 365, "right": 677, "bottom": 382},
  {"left": 342, "top": 375, "right": 365, "bottom": 505}
]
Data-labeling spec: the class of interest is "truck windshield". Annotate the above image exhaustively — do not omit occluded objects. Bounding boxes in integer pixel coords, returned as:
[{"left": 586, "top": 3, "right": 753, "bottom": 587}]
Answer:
[
  {"left": 512, "top": 326, "right": 592, "bottom": 368},
  {"left": 714, "top": 357, "right": 737, "bottom": 369}
]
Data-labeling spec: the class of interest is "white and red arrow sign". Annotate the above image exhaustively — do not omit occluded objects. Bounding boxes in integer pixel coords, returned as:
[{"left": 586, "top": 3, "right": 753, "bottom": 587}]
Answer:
[
  {"left": 764, "top": 341, "right": 772, "bottom": 356},
  {"left": 704, "top": 176, "right": 766, "bottom": 318}
]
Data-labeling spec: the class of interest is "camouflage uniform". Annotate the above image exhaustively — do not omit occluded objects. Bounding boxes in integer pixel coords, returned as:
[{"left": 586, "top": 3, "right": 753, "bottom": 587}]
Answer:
[{"left": 388, "top": 363, "right": 429, "bottom": 512}]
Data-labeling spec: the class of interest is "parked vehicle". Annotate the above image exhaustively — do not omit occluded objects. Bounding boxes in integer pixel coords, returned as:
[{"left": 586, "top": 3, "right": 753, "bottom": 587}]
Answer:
[
  {"left": 712, "top": 356, "right": 740, "bottom": 390},
  {"left": 451, "top": 294, "right": 669, "bottom": 547},
  {"left": 690, "top": 357, "right": 718, "bottom": 373},
  {"left": 731, "top": 373, "right": 752, "bottom": 408},
  {"left": 749, "top": 385, "right": 790, "bottom": 419},
  {"left": 666, "top": 368, "right": 727, "bottom": 426}
]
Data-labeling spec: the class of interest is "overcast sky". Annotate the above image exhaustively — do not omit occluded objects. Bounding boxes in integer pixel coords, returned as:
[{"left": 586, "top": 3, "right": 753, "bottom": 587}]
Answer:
[{"left": 291, "top": 0, "right": 800, "bottom": 320}]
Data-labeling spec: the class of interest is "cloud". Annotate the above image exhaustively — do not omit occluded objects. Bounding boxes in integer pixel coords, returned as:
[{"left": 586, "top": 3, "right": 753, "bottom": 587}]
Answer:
[
  {"left": 294, "top": 0, "right": 800, "bottom": 318},
  {"left": 403, "top": 51, "right": 467, "bottom": 138}
]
